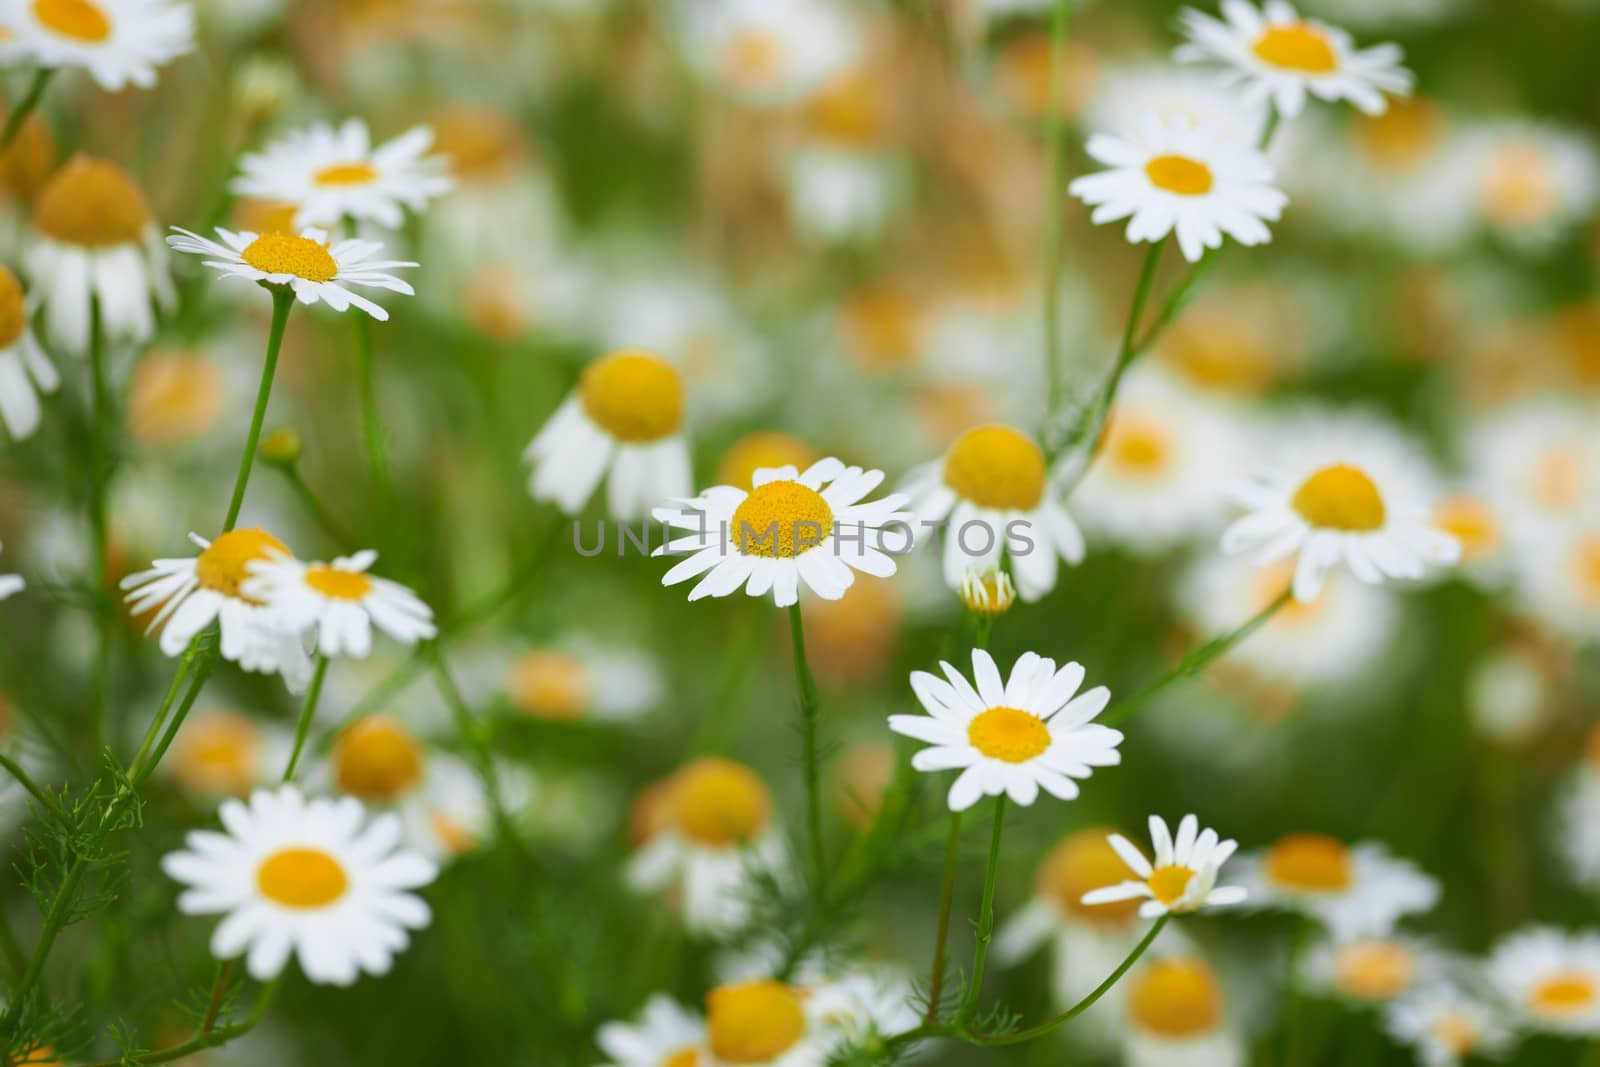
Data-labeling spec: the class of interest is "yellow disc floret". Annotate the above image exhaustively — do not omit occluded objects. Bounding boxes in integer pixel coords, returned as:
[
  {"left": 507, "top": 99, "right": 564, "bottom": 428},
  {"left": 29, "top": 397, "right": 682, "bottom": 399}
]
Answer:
[
  {"left": 1575, "top": 534, "right": 1600, "bottom": 607},
  {"left": 1104, "top": 411, "right": 1174, "bottom": 476},
  {"left": 127, "top": 350, "right": 224, "bottom": 447},
  {"left": 170, "top": 710, "right": 260, "bottom": 797},
  {"left": 33, "top": 155, "right": 150, "bottom": 248},
  {"left": 1252, "top": 23, "right": 1339, "bottom": 73},
  {"left": 1148, "top": 864, "right": 1198, "bottom": 907},
  {"left": 967, "top": 706, "right": 1050, "bottom": 763},
  {"left": 943, "top": 425, "right": 1047, "bottom": 510},
  {"left": 314, "top": 162, "right": 379, "bottom": 186},
  {"left": 1264, "top": 833, "right": 1352, "bottom": 892},
  {"left": 671, "top": 758, "right": 771, "bottom": 848},
  {"left": 241, "top": 233, "right": 339, "bottom": 283},
  {"left": 577, "top": 348, "right": 684, "bottom": 443},
  {"left": 256, "top": 847, "right": 349, "bottom": 909},
  {"left": 706, "top": 980, "right": 807, "bottom": 1064},
  {"left": 716, "top": 433, "right": 819, "bottom": 491},
  {"left": 0, "top": 266, "right": 26, "bottom": 350},
  {"left": 1530, "top": 973, "right": 1598, "bottom": 1020},
  {"left": 1038, "top": 829, "right": 1145, "bottom": 924},
  {"left": 1128, "top": 957, "right": 1225, "bottom": 1038},
  {"left": 1334, "top": 940, "right": 1417, "bottom": 1001},
  {"left": 195, "top": 529, "right": 290, "bottom": 601},
  {"left": 731, "top": 481, "right": 834, "bottom": 558},
  {"left": 333, "top": 715, "right": 425, "bottom": 803},
  {"left": 1292, "top": 464, "right": 1387, "bottom": 532},
  {"left": 1145, "top": 154, "right": 1214, "bottom": 196},
  {"left": 33, "top": 0, "right": 111, "bottom": 42},
  {"left": 305, "top": 565, "right": 374, "bottom": 601},
  {"left": 507, "top": 650, "right": 589, "bottom": 720}
]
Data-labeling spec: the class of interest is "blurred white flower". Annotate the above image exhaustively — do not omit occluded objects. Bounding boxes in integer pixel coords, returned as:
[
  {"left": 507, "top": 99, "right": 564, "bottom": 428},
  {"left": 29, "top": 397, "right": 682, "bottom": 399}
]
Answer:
[
  {"left": 1232, "top": 833, "right": 1440, "bottom": 938},
  {"left": 673, "top": 0, "right": 861, "bottom": 108},
  {"left": 1384, "top": 983, "right": 1515, "bottom": 1067},
  {"left": 13, "top": 0, "right": 193, "bottom": 91},
  {"left": 0, "top": 266, "right": 57, "bottom": 442},
  {"left": 1486, "top": 927, "right": 1600, "bottom": 1036}
]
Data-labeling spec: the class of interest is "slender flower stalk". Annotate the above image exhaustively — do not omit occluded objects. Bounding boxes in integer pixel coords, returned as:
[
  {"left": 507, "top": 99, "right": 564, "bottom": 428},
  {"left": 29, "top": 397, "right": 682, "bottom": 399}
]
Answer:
[
  {"left": 221, "top": 287, "right": 294, "bottom": 532},
  {"left": 955, "top": 795, "right": 1008, "bottom": 1025},
  {"left": 430, "top": 645, "right": 520, "bottom": 848},
  {"left": 281, "top": 654, "right": 330, "bottom": 782},
  {"left": 0, "top": 70, "right": 54, "bottom": 151},
  {"left": 87, "top": 301, "right": 113, "bottom": 758},
  {"left": 1042, "top": 0, "right": 1074, "bottom": 415},
  {"left": 788, "top": 601, "right": 827, "bottom": 888},
  {"left": 353, "top": 312, "right": 394, "bottom": 512}
]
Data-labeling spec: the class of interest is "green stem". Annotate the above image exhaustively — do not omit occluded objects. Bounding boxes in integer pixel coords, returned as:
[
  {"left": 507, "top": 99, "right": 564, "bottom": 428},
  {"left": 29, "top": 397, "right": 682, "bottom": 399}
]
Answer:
[
  {"left": 787, "top": 601, "right": 827, "bottom": 889},
  {"left": 132, "top": 648, "right": 218, "bottom": 790},
  {"left": 429, "top": 646, "right": 520, "bottom": 848},
  {"left": 1103, "top": 588, "right": 1292, "bottom": 728},
  {"left": 0, "top": 753, "right": 61, "bottom": 820},
  {"left": 221, "top": 288, "right": 293, "bottom": 532},
  {"left": 954, "top": 795, "right": 1007, "bottom": 1026},
  {"left": 82, "top": 973, "right": 281, "bottom": 1067},
  {"left": 278, "top": 466, "right": 358, "bottom": 550},
  {"left": 353, "top": 313, "right": 393, "bottom": 509},
  {"left": 281, "top": 654, "right": 329, "bottom": 782},
  {"left": 129, "top": 636, "right": 200, "bottom": 779},
  {"left": 0, "top": 908, "right": 25, "bottom": 983},
  {"left": 1041, "top": 0, "right": 1073, "bottom": 415},
  {"left": 924, "top": 810, "right": 963, "bottom": 1024},
  {"left": 87, "top": 301, "right": 113, "bottom": 761},
  {"left": 0, "top": 69, "right": 53, "bottom": 151}
]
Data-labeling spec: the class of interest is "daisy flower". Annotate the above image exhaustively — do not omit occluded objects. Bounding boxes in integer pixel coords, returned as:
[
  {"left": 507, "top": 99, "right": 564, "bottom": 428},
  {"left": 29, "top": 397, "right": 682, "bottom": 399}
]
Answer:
[
  {"left": 655, "top": 457, "right": 911, "bottom": 608},
  {"left": 24, "top": 155, "right": 174, "bottom": 357},
  {"left": 595, "top": 995, "right": 705, "bottom": 1067},
  {"left": 1384, "top": 984, "right": 1515, "bottom": 1067},
  {"left": 121, "top": 529, "right": 312, "bottom": 690},
  {"left": 0, "top": 265, "right": 58, "bottom": 442},
  {"left": 244, "top": 550, "right": 435, "bottom": 659},
  {"left": 231, "top": 119, "right": 453, "bottom": 230},
  {"left": 901, "top": 424, "right": 1084, "bottom": 602},
  {"left": 525, "top": 347, "right": 692, "bottom": 521},
  {"left": 888, "top": 648, "right": 1122, "bottom": 811},
  {"left": 13, "top": 0, "right": 194, "bottom": 91},
  {"left": 1083, "top": 64, "right": 1270, "bottom": 150},
  {"left": 1069, "top": 115, "right": 1288, "bottom": 264},
  {"left": 1467, "top": 120, "right": 1600, "bottom": 248},
  {"left": 1486, "top": 927, "right": 1600, "bottom": 1036},
  {"left": 165, "top": 709, "right": 290, "bottom": 800},
  {"left": 161, "top": 785, "right": 437, "bottom": 985},
  {"left": 1220, "top": 409, "right": 1460, "bottom": 602},
  {"left": 1082, "top": 815, "right": 1247, "bottom": 919},
  {"left": 503, "top": 642, "right": 661, "bottom": 723},
  {"left": 1232, "top": 833, "right": 1440, "bottom": 938},
  {"left": 625, "top": 758, "right": 787, "bottom": 937},
  {"left": 673, "top": 0, "right": 861, "bottom": 109},
  {"left": 1123, "top": 954, "right": 1244, "bottom": 1067},
  {"left": 696, "top": 971, "right": 911, "bottom": 1066},
  {"left": 1177, "top": 0, "right": 1414, "bottom": 119},
  {"left": 1303, "top": 933, "right": 1443, "bottom": 1005},
  {"left": 1515, "top": 520, "right": 1600, "bottom": 644},
  {"left": 166, "top": 227, "right": 416, "bottom": 321}
]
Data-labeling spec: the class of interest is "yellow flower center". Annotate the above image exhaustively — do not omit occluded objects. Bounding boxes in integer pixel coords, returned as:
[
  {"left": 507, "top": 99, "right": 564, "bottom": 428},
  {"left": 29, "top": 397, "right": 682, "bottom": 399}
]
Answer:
[
  {"left": 967, "top": 706, "right": 1051, "bottom": 763},
  {"left": 256, "top": 847, "right": 349, "bottom": 909},
  {"left": 715, "top": 433, "right": 819, "bottom": 491},
  {"left": 731, "top": 481, "right": 834, "bottom": 558},
  {"left": 1530, "top": 973, "right": 1598, "bottom": 1020},
  {"left": 1144, "top": 154, "right": 1214, "bottom": 196},
  {"left": 507, "top": 650, "right": 589, "bottom": 720},
  {"left": 1533, "top": 448, "right": 1581, "bottom": 509},
  {"left": 1432, "top": 1013, "right": 1478, "bottom": 1055},
  {"left": 431, "top": 106, "right": 524, "bottom": 180},
  {"left": 1038, "top": 829, "right": 1145, "bottom": 924},
  {"left": 722, "top": 30, "right": 782, "bottom": 90},
  {"left": 944, "top": 425, "right": 1047, "bottom": 510},
  {"left": 194, "top": 529, "right": 290, "bottom": 601},
  {"left": 1128, "top": 958, "right": 1224, "bottom": 1038},
  {"left": 1148, "top": 864, "right": 1198, "bottom": 907},
  {"left": 234, "top": 197, "right": 300, "bottom": 236},
  {"left": 1104, "top": 411, "right": 1173, "bottom": 475},
  {"left": 1355, "top": 98, "right": 1442, "bottom": 173},
  {"left": 804, "top": 69, "right": 889, "bottom": 146},
  {"left": 33, "top": 0, "right": 110, "bottom": 42},
  {"left": 1431, "top": 495, "right": 1499, "bottom": 563},
  {"left": 1263, "top": 833, "right": 1352, "bottom": 892},
  {"left": 240, "top": 233, "right": 339, "bottom": 283},
  {"left": 127, "top": 350, "right": 225, "bottom": 447},
  {"left": 1573, "top": 534, "right": 1600, "bottom": 607},
  {"left": 672, "top": 758, "right": 771, "bottom": 847},
  {"left": 840, "top": 284, "right": 922, "bottom": 371},
  {"left": 304, "top": 565, "right": 374, "bottom": 601},
  {"left": 171, "top": 711, "right": 260, "bottom": 797},
  {"left": 577, "top": 348, "right": 684, "bottom": 443},
  {"left": 430, "top": 810, "right": 477, "bottom": 855},
  {"left": 32, "top": 155, "right": 150, "bottom": 248},
  {"left": 1291, "top": 464, "right": 1387, "bottom": 532},
  {"left": 1252, "top": 23, "right": 1339, "bottom": 74},
  {"left": 0, "top": 266, "right": 26, "bottom": 350},
  {"left": 1162, "top": 306, "right": 1276, "bottom": 392},
  {"left": 314, "top": 162, "right": 379, "bottom": 186},
  {"left": 1334, "top": 940, "right": 1416, "bottom": 1001},
  {"left": 333, "top": 715, "right": 425, "bottom": 803},
  {"left": 661, "top": 1048, "right": 700, "bottom": 1067},
  {"left": 707, "top": 980, "right": 807, "bottom": 1064},
  {"left": 1482, "top": 144, "right": 1555, "bottom": 227}
]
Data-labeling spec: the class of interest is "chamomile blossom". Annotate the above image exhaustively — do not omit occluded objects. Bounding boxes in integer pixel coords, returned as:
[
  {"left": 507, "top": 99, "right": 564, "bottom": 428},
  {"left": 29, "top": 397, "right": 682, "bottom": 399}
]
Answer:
[
  {"left": 1384, "top": 984, "right": 1515, "bottom": 1067},
  {"left": 525, "top": 347, "right": 692, "bottom": 521},
  {"left": 13, "top": 0, "right": 195, "bottom": 92},
  {"left": 244, "top": 550, "right": 435, "bottom": 660},
  {"left": 24, "top": 156, "right": 174, "bottom": 357},
  {"left": 1486, "top": 927, "right": 1600, "bottom": 1035},
  {"left": 166, "top": 227, "right": 416, "bottom": 321},
  {"left": 0, "top": 265, "right": 58, "bottom": 442},
  {"left": 900, "top": 424, "right": 1084, "bottom": 601},
  {"left": 888, "top": 648, "right": 1122, "bottom": 811},
  {"left": 1220, "top": 410, "right": 1460, "bottom": 602},
  {"left": 595, "top": 995, "right": 705, "bottom": 1067},
  {"left": 1302, "top": 933, "right": 1444, "bottom": 1005},
  {"left": 161, "top": 785, "right": 437, "bottom": 985},
  {"left": 673, "top": 0, "right": 861, "bottom": 108},
  {"left": 1083, "top": 815, "right": 1248, "bottom": 918},
  {"left": 1232, "top": 833, "right": 1440, "bottom": 938},
  {"left": 231, "top": 119, "right": 453, "bottom": 230},
  {"left": 1069, "top": 115, "right": 1287, "bottom": 263},
  {"left": 1083, "top": 64, "right": 1270, "bottom": 149},
  {"left": 1124, "top": 954, "right": 1244, "bottom": 1067},
  {"left": 1177, "top": 0, "right": 1414, "bottom": 119},
  {"left": 1516, "top": 519, "right": 1600, "bottom": 643},
  {"left": 165, "top": 709, "right": 290, "bottom": 800},
  {"left": 121, "top": 530, "right": 312, "bottom": 691},
  {"left": 655, "top": 458, "right": 911, "bottom": 608},
  {"left": 502, "top": 641, "right": 661, "bottom": 723},
  {"left": 625, "top": 758, "right": 788, "bottom": 937}
]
